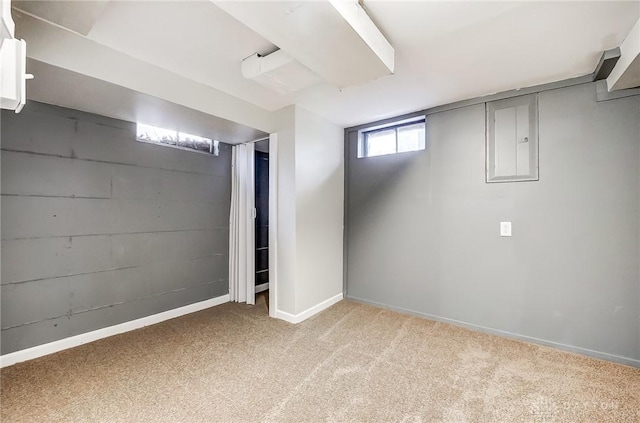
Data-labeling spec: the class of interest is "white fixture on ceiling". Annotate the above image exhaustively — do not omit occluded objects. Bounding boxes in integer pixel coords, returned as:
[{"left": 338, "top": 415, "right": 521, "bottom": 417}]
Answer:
[
  {"left": 241, "top": 49, "right": 322, "bottom": 95},
  {"left": 1, "top": 0, "right": 33, "bottom": 113},
  {"left": 216, "top": 0, "right": 394, "bottom": 89}
]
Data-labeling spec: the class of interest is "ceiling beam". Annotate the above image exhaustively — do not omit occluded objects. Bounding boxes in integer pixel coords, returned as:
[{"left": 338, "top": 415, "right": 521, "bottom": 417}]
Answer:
[
  {"left": 607, "top": 17, "right": 640, "bottom": 91},
  {"left": 592, "top": 48, "right": 620, "bottom": 81},
  {"left": 26, "top": 59, "right": 268, "bottom": 145},
  {"left": 214, "top": 0, "right": 394, "bottom": 89},
  {"left": 13, "top": 11, "right": 277, "bottom": 133}
]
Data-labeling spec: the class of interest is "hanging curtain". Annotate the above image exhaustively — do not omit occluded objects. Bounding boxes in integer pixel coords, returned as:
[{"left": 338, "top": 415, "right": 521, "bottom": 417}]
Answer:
[{"left": 229, "top": 143, "right": 256, "bottom": 305}]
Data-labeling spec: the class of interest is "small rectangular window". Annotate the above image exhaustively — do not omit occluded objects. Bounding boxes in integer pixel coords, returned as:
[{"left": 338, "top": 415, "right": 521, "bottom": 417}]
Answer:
[
  {"left": 358, "top": 117, "right": 425, "bottom": 158},
  {"left": 136, "top": 123, "right": 219, "bottom": 155}
]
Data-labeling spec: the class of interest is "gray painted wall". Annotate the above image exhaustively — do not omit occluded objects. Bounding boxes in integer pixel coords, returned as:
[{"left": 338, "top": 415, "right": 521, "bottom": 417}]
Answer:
[
  {"left": 1, "top": 102, "right": 231, "bottom": 355},
  {"left": 345, "top": 82, "right": 640, "bottom": 366}
]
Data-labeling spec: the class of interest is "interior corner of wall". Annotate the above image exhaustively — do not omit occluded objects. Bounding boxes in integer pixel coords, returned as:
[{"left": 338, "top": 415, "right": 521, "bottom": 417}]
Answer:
[{"left": 274, "top": 105, "right": 296, "bottom": 129}]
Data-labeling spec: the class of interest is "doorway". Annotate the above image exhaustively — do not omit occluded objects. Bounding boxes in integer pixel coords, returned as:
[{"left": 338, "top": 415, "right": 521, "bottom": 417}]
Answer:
[{"left": 254, "top": 140, "right": 270, "bottom": 308}]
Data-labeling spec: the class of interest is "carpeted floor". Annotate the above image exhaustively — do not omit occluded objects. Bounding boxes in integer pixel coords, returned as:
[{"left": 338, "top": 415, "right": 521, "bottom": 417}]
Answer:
[{"left": 1, "top": 294, "right": 639, "bottom": 422}]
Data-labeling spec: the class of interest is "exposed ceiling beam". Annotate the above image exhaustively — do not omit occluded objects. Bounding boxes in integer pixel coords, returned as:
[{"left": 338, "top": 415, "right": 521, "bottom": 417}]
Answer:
[
  {"left": 607, "top": 17, "right": 640, "bottom": 91},
  {"left": 214, "top": 0, "right": 394, "bottom": 89},
  {"left": 26, "top": 59, "right": 268, "bottom": 145},
  {"left": 592, "top": 48, "right": 620, "bottom": 81},
  {"left": 13, "top": 11, "right": 277, "bottom": 133}
]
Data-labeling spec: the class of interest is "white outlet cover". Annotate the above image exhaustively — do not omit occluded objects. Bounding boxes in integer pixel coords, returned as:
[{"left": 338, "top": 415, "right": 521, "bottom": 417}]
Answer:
[{"left": 500, "top": 222, "right": 512, "bottom": 237}]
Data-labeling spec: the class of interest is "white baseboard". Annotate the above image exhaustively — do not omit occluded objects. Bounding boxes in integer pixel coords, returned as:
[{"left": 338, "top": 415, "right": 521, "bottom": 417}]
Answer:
[
  {"left": 0, "top": 294, "right": 230, "bottom": 368},
  {"left": 255, "top": 283, "right": 269, "bottom": 294},
  {"left": 275, "top": 293, "right": 343, "bottom": 324}
]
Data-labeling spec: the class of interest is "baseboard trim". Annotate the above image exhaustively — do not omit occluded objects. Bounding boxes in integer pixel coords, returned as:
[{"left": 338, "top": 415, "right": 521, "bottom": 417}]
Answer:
[
  {"left": 0, "top": 294, "right": 230, "bottom": 368},
  {"left": 255, "top": 283, "right": 269, "bottom": 294},
  {"left": 275, "top": 293, "right": 343, "bottom": 324},
  {"left": 346, "top": 295, "right": 640, "bottom": 368}
]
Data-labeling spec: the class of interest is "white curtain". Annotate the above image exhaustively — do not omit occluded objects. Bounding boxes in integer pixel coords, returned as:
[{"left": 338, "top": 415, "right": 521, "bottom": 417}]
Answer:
[{"left": 229, "top": 143, "right": 256, "bottom": 305}]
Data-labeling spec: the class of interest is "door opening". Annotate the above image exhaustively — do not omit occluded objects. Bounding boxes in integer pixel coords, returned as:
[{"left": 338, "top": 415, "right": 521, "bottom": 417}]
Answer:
[{"left": 254, "top": 140, "right": 270, "bottom": 309}]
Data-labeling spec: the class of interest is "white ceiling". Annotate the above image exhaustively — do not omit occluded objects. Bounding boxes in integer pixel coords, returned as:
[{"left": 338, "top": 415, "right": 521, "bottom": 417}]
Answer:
[
  {"left": 295, "top": 0, "right": 640, "bottom": 125},
  {"left": 215, "top": 0, "right": 395, "bottom": 88},
  {"left": 12, "top": 0, "right": 640, "bottom": 129},
  {"left": 86, "top": 1, "right": 286, "bottom": 111}
]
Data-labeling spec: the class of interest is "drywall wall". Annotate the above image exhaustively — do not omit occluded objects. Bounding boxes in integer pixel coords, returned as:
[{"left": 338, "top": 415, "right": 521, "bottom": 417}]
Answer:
[
  {"left": 273, "top": 106, "right": 296, "bottom": 314},
  {"left": 273, "top": 106, "right": 344, "bottom": 316},
  {"left": 294, "top": 107, "right": 344, "bottom": 314},
  {"left": 345, "top": 82, "right": 640, "bottom": 366},
  {"left": 1, "top": 102, "right": 231, "bottom": 355}
]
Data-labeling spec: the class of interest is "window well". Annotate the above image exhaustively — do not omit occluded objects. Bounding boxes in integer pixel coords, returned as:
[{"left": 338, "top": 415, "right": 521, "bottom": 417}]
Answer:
[{"left": 136, "top": 123, "right": 219, "bottom": 155}]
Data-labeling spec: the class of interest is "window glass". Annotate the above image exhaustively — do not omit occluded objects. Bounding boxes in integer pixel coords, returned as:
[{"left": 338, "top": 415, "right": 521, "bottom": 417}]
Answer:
[
  {"left": 137, "top": 123, "right": 177, "bottom": 145},
  {"left": 397, "top": 122, "right": 425, "bottom": 153},
  {"left": 359, "top": 118, "right": 425, "bottom": 158},
  {"left": 178, "top": 131, "right": 212, "bottom": 153},
  {"left": 365, "top": 128, "right": 396, "bottom": 157},
  {"left": 136, "top": 123, "right": 218, "bottom": 155}
]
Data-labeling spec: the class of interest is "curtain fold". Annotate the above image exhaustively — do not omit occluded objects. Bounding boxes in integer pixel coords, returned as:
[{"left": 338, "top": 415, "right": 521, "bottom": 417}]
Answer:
[{"left": 229, "top": 143, "right": 256, "bottom": 305}]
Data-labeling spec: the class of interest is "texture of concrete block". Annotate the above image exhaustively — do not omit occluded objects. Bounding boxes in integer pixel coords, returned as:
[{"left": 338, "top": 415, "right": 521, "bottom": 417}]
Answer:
[{"left": 1, "top": 102, "right": 232, "bottom": 354}]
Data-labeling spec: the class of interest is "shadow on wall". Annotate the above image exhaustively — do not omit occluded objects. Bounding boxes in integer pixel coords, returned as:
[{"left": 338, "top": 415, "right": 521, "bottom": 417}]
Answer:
[
  {"left": 348, "top": 145, "right": 428, "bottom": 209},
  {"left": 295, "top": 159, "right": 345, "bottom": 313}
]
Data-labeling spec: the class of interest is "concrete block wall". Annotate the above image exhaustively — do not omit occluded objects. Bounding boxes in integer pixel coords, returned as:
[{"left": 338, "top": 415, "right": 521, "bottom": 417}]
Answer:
[{"left": 1, "top": 102, "right": 231, "bottom": 355}]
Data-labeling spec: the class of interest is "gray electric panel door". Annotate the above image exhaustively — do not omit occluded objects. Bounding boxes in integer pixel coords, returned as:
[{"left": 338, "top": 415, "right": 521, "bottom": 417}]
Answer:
[{"left": 486, "top": 94, "right": 539, "bottom": 182}]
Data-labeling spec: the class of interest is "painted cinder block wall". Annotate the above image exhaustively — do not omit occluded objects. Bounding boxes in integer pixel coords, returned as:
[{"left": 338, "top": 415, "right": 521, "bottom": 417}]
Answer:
[{"left": 1, "top": 102, "right": 232, "bottom": 355}]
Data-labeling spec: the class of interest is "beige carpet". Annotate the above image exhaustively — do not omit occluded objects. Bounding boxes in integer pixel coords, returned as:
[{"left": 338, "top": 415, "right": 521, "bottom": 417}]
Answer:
[{"left": 1, "top": 294, "right": 639, "bottom": 422}]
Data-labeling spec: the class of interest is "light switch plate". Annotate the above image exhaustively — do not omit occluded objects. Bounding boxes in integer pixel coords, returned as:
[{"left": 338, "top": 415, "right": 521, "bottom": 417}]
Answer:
[{"left": 500, "top": 222, "right": 512, "bottom": 237}]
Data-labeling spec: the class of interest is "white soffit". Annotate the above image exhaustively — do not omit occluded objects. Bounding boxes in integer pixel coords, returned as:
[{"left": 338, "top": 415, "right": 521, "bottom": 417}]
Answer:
[
  {"left": 607, "top": 18, "right": 640, "bottom": 91},
  {"left": 13, "top": 0, "right": 108, "bottom": 36},
  {"left": 12, "top": 10, "right": 276, "bottom": 133},
  {"left": 215, "top": 0, "right": 394, "bottom": 89},
  {"left": 26, "top": 59, "right": 268, "bottom": 145}
]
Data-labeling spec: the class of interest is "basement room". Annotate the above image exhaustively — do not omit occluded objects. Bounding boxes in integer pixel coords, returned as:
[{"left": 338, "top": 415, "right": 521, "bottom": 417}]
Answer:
[{"left": 1, "top": 0, "right": 639, "bottom": 421}]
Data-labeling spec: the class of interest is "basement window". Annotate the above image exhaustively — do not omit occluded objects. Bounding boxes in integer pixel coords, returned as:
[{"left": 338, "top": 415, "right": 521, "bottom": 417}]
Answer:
[
  {"left": 136, "top": 123, "right": 219, "bottom": 155},
  {"left": 358, "top": 117, "right": 426, "bottom": 158}
]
